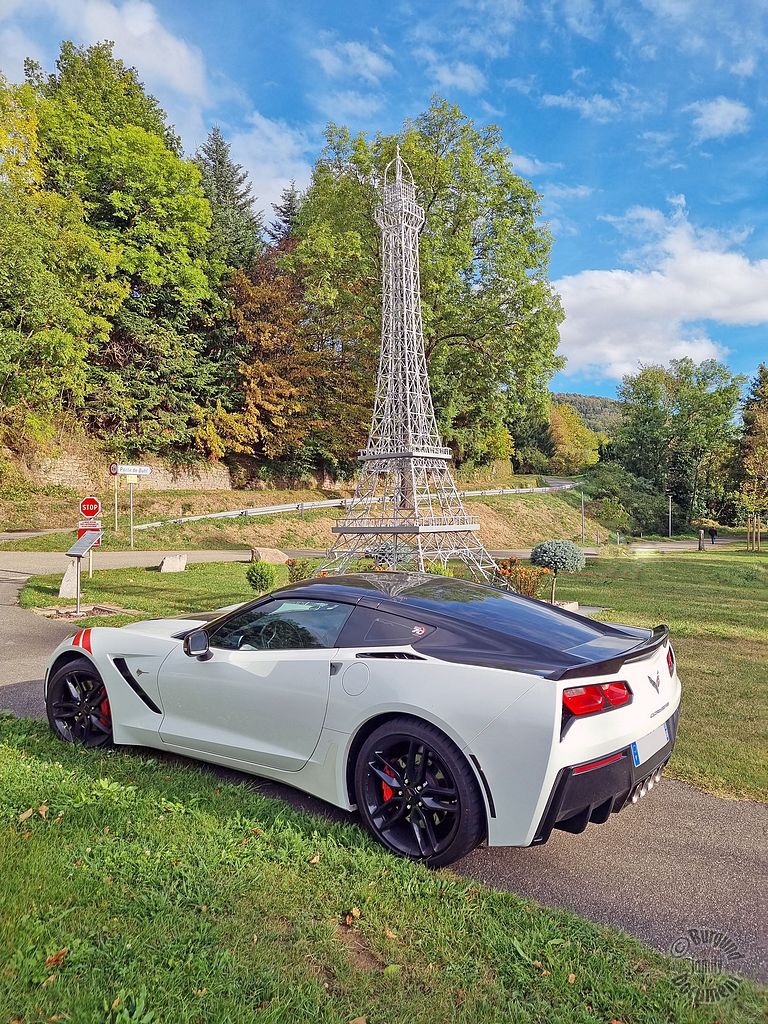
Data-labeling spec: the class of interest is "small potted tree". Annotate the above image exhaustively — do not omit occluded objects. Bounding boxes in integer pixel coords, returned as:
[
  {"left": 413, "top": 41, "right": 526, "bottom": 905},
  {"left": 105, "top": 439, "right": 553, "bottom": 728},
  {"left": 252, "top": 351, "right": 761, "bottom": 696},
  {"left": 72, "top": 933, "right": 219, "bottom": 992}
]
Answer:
[{"left": 530, "top": 540, "right": 586, "bottom": 604}]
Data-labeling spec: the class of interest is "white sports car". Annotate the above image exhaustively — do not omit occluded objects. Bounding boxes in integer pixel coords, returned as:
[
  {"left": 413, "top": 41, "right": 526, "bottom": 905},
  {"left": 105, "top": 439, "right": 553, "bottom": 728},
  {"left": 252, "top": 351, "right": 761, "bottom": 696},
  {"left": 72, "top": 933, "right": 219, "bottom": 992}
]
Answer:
[{"left": 44, "top": 572, "right": 681, "bottom": 866}]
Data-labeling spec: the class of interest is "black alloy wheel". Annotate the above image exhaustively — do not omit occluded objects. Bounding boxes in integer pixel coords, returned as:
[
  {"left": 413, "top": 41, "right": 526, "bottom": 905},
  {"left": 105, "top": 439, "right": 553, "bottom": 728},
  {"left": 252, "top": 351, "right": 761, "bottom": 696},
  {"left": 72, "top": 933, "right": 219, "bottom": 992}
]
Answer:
[
  {"left": 354, "top": 717, "right": 485, "bottom": 867},
  {"left": 46, "top": 656, "right": 113, "bottom": 748}
]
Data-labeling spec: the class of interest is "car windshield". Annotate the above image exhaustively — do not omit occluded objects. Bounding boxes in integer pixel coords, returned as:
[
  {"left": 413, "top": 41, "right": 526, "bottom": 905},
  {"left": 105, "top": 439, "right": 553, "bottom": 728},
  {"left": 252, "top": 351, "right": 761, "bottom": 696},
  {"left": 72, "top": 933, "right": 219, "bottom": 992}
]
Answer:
[{"left": 396, "top": 578, "right": 608, "bottom": 652}]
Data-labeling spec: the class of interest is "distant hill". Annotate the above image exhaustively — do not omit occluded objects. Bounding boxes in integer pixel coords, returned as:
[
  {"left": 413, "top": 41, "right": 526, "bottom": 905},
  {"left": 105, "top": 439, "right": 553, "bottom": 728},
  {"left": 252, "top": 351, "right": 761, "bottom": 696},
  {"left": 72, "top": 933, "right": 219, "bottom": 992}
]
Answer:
[{"left": 552, "top": 393, "right": 622, "bottom": 434}]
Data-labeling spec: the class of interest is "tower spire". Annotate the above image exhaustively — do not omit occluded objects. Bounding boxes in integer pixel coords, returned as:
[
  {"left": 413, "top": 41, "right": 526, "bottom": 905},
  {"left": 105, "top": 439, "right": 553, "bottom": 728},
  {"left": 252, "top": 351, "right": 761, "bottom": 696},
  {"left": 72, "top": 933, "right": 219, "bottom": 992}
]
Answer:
[{"left": 323, "top": 148, "right": 498, "bottom": 579}]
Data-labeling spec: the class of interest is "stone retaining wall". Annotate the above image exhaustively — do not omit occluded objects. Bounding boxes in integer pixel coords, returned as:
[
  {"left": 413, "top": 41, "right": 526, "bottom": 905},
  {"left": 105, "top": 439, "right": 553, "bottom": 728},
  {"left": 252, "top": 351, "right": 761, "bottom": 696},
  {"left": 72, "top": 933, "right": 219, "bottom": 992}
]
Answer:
[{"left": 39, "top": 454, "right": 233, "bottom": 492}]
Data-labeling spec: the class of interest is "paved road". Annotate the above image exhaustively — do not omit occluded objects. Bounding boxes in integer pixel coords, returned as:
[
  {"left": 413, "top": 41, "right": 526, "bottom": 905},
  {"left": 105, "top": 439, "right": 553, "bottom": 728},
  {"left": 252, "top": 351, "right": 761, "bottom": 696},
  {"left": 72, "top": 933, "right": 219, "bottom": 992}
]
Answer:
[{"left": 1, "top": 556, "right": 765, "bottom": 984}]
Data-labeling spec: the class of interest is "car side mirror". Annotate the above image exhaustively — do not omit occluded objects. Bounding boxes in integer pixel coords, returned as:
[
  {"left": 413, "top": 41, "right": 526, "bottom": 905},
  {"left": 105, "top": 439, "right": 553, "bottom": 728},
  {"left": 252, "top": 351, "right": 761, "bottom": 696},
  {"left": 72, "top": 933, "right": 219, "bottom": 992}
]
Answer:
[{"left": 183, "top": 628, "right": 211, "bottom": 659}]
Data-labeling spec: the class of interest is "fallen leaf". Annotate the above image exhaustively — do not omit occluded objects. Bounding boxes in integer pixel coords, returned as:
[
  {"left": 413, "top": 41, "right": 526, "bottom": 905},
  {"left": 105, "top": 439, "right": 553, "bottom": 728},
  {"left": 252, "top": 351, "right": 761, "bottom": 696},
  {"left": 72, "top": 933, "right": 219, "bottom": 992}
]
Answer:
[
  {"left": 41, "top": 974, "right": 57, "bottom": 987},
  {"left": 385, "top": 929, "right": 397, "bottom": 940},
  {"left": 54, "top": 815, "right": 63, "bottom": 825},
  {"left": 103, "top": 826, "right": 110, "bottom": 834},
  {"left": 193, "top": 988, "right": 208, "bottom": 997},
  {"left": 47, "top": 1015, "right": 68, "bottom": 1022},
  {"left": 532, "top": 960, "right": 542, "bottom": 968},
  {"left": 73, "top": 859, "right": 83, "bottom": 868},
  {"left": 18, "top": 808, "right": 33, "bottom": 823},
  {"left": 21, "top": 831, "right": 32, "bottom": 841},
  {"left": 383, "top": 964, "right": 401, "bottom": 976},
  {"left": 343, "top": 907, "right": 362, "bottom": 926},
  {"left": 38, "top": 804, "right": 49, "bottom": 818},
  {"left": 541, "top": 970, "right": 551, "bottom": 976},
  {"left": 45, "top": 949, "right": 69, "bottom": 969},
  {"left": 111, "top": 997, "right": 121, "bottom": 1010},
  {"left": 568, "top": 973, "right": 576, "bottom": 984},
  {"left": 308, "top": 854, "right": 321, "bottom": 865},
  {"left": 348, "top": 1017, "right": 367, "bottom": 1023}
]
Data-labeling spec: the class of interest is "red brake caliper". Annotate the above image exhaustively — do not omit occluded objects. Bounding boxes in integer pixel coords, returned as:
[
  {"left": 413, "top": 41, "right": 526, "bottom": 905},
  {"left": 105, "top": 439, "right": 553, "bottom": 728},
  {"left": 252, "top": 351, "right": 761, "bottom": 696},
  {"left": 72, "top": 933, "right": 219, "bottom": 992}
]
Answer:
[
  {"left": 381, "top": 766, "right": 396, "bottom": 802},
  {"left": 98, "top": 694, "right": 111, "bottom": 726}
]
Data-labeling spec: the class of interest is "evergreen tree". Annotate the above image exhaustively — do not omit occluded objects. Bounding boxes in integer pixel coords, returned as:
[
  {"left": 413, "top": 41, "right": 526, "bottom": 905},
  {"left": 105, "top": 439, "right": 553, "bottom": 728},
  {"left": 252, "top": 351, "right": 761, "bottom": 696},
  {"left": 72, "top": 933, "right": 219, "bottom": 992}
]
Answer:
[
  {"left": 195, "top": 126, "right": 262, "bottom": 269},
  {"left": 267, "top": 180, "right": 300, "bottom": 245}
]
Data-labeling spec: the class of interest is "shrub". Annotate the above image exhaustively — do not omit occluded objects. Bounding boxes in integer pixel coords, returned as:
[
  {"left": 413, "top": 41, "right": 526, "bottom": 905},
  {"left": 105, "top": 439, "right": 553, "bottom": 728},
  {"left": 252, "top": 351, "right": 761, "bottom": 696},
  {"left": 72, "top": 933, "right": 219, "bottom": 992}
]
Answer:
[
  {"left": 426, "top": 562, "right": 454, "bottom": 577},
  {"left": 530, "top": 540, "right": 586, "bottom": 603},
  {"left": 495, "top": 557, "right": 551, "bottom": 598},
  {"left": 245, "top": 560, "right": 278, "bottom": 593},
  {"left": 285, "top": 558, "right": 321, "bottom": 584}
]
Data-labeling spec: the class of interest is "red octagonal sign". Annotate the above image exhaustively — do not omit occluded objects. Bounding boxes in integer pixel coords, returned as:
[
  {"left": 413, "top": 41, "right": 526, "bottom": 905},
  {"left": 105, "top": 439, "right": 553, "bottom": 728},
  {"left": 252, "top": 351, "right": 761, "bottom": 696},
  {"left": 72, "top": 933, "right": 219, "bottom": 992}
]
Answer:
[{"left": 80, "top": 496, "right": 101, "bottom": 519}]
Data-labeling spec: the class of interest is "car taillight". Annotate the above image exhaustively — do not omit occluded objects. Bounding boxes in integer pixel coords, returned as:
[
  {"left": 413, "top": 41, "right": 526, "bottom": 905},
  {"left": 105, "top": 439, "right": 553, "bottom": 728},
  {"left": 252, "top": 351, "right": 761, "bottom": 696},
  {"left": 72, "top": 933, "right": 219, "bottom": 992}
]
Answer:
[
  {"left": 562, "top": 681, "right": 632, "bottom": 717},
  {"left": 667, "top": 645, "right": 675, "bottom": 676}
]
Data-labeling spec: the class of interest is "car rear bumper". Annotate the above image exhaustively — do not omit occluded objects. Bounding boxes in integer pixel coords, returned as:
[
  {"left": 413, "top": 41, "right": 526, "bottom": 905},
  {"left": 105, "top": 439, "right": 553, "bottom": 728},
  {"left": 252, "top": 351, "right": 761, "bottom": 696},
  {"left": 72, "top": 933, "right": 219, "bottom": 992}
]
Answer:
[{"left": 531, "top": 705, "right": 680, "bottom": 845}]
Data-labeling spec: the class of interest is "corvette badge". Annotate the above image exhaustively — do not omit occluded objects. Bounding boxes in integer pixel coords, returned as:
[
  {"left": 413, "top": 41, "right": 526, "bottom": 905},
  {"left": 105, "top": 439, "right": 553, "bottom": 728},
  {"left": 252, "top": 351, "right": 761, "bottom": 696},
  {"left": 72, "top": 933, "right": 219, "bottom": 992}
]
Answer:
[{"left": 648, "top": 670, "right": 661, "bottom": 693}]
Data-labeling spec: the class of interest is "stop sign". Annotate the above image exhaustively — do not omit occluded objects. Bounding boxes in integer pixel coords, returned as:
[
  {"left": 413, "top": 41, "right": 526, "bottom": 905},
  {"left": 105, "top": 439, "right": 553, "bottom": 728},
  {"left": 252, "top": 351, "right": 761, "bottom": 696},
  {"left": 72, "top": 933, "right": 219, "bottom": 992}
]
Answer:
[{"left": 80, "top": 495, "right": 101, "bottom": 519}]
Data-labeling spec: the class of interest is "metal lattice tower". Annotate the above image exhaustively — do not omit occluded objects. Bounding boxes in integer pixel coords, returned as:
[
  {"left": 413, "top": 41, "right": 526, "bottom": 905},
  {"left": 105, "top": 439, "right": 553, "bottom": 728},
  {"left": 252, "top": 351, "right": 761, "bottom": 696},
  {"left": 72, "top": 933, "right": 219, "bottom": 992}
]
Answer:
[{"left": 323, "top": 148, "right": 498, "bottom": 580}]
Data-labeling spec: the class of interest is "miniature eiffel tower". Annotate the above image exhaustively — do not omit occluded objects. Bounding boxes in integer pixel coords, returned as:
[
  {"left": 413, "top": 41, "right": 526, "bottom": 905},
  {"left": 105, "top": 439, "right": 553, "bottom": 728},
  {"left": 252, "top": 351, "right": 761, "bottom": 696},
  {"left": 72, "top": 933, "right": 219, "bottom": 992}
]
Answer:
[{"left": 323, "top": 148, "right": 498, "bottom": 580}]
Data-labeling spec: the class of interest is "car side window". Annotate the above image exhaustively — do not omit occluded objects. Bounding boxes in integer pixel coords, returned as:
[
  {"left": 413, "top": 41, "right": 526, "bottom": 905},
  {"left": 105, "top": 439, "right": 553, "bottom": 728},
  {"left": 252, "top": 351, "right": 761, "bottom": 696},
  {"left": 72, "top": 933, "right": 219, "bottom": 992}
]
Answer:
[{"left": 208, "top": 599, "right": 354, "bottom": 652}]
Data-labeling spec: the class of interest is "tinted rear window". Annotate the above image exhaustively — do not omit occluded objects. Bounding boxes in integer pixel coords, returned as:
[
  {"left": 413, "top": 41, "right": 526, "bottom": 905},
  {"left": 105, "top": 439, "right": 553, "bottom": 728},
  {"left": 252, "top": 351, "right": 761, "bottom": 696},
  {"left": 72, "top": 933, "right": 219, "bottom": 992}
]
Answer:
[{"left": 399, "top": 579, "right": 605, "bottom": 652}]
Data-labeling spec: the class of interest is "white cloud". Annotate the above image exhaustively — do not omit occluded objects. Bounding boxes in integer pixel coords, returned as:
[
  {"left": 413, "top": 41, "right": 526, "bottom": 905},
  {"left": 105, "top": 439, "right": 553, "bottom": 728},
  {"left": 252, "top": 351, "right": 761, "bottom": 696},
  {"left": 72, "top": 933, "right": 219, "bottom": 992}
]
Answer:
[
  {"left": 313, "top": 89, "right": 383, "bottom": 121},
  {"left": 686, "top": 96, "right": 751, "bottom": 142},
  {"left": 542, "top": 90, "right": 620, "bottom": 121},
  {"left": 0, "top": 24, "right": 42, "bottom": 79},
  {"left": 311, "top": 40, "right": 394, "bottom": 85},
  {"left": 432, "top": 59, "right": 487, "bottom": 94},
  {"left": 542, "top": 81, "right": 660, "bottom": 122},
  {"left": 555, "top": 202, "right": 768, "bottom": 379},
  {"left": 729, "top": 55, "right": 756, "bottom": 77},
  {"left": 230, "top": 111, "right": 313, "bottom": 216},
  {"left": 511, "top": 153, "right": 563, "bottom": 176},
  {"left": 414, "top": 47, "right": 486, "bottom": 94},
  {"left": 545, "top": 183, "right": 593, "bottom": 200},
  {"left": 0, "top": 0, "right": 208, "bottom": 101}
]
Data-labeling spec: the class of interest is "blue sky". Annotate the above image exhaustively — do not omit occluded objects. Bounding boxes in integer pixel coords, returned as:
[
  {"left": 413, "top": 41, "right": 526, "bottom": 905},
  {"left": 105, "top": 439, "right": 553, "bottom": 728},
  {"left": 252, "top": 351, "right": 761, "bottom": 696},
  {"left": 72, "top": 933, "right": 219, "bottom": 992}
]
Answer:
[{"left": 1, "top": 0, "right": 766, "bottom": 397}]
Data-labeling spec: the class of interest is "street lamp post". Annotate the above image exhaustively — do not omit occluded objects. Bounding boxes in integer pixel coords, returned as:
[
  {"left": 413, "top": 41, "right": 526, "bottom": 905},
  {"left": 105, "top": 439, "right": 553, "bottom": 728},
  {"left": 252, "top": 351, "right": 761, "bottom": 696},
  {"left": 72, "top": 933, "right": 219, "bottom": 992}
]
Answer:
[{"left": 668, "top": 493, "right": 672, "bottom": 539}]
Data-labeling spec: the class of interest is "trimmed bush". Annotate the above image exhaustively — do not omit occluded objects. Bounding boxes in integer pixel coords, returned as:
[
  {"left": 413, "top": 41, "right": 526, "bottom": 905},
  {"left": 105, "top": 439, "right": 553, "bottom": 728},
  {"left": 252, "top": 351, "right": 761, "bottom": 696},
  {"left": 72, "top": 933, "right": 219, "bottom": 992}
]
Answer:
[
  {"left": 530, "top": 540, "right": 586, "bottom": 603},
  {"left": 245, "top": 560, "right": 278, "bottom": 593}
]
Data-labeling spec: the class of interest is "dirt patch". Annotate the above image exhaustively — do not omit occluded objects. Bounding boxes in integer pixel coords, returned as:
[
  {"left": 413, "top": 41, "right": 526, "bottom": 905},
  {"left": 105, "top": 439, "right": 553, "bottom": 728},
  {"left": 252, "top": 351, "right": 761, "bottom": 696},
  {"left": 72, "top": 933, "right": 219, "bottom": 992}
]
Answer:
[
  {"left": 336, "top": 925, "right": 383, "bottom": 973},
  {"left": 33, "top": 603, "right": 144, "bottom": 620}
]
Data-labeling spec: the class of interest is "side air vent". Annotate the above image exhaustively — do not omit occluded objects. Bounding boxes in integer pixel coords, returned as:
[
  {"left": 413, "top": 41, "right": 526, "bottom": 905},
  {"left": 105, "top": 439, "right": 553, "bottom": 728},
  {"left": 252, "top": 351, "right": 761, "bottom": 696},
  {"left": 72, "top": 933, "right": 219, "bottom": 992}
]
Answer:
[
  {"left": 355, "top": 652, "right": 426, "bottom": 661},
  {"left": 113, "top": 658, "right": 162, "bottom": 714}
]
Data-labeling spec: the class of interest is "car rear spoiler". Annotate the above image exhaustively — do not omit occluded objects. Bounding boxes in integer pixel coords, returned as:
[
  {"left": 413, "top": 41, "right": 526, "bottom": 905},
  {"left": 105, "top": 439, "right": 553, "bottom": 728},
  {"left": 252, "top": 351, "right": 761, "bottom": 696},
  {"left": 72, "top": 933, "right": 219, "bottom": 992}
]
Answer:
[{"left": 555, "top": 624, "right": 669, "bottom": 681}]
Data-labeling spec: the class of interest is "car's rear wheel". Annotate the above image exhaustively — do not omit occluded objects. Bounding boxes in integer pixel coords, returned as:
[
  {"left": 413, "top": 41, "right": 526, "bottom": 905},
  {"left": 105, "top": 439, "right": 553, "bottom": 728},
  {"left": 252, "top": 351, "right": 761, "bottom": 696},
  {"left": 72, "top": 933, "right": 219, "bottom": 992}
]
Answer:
[
  {"left": 354, "top": 717, "right": 485, "bottom": 867},
  {"left": 46, "top": 656, "right": 113, "bottom": 748}
]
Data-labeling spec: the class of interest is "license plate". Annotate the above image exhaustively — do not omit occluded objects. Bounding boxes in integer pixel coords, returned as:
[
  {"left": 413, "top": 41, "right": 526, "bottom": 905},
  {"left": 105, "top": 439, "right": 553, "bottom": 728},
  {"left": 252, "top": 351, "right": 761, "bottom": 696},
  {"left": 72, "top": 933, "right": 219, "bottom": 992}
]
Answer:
[{"left": 631, "top": 720, "right": 670, "bottom": 767}]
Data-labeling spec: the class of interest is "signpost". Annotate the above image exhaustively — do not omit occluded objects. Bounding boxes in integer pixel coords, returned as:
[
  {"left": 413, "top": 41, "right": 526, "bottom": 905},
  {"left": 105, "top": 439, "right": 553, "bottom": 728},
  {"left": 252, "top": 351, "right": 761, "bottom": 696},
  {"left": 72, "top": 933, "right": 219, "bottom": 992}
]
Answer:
[
  {"left": 109, "top": 463, "right": 151, "bottom": 547},
  {"left": 78, "top": 519, "right": 102, "bottom": 577},
  {"left": 66, "top": 532, "right": 101, "bottom": 614},
  {"left": 78, "top": 497, "right": 102, "bottom": 577}
]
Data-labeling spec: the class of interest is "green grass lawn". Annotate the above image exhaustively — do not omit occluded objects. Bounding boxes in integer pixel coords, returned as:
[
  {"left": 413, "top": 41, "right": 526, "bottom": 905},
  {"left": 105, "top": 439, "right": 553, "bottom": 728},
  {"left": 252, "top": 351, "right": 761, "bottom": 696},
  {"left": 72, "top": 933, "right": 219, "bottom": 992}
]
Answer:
[
  {"left": 19, "top": 561, "right": 287, "bottom": 628},
  {"left": 557, "top": 548, "right": 768, "bottom": 801},
  {"left": 1, "top": 715, "right": 764, "bottom": 1024}
]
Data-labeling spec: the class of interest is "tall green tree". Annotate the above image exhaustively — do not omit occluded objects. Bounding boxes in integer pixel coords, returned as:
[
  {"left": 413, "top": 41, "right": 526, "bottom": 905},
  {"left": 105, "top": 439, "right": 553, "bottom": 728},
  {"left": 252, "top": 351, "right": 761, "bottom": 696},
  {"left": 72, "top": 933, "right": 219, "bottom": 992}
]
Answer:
[
  {"left": 0, "top": 75, "right": 123, "bottom": 452},
  {"left": 291, "top": 98, "right": 564, "bottom": 466},
  {"left": 195, "top": 127, "right": 262, "bottom": 270},
  {"left": 267, "top": 180, "right": 301, "bottom": 245},
  {"left": 616, "top": 358, "right": 744, "bottom": 520},
  {"left": 739, "top": 364, "right": 768, "bottom": 528},
  {"left": 548, "top": 403, "right": 600, "bottom": 474},
  {"left": 23, "top": 41, "right": 216, "bottom": 455}
]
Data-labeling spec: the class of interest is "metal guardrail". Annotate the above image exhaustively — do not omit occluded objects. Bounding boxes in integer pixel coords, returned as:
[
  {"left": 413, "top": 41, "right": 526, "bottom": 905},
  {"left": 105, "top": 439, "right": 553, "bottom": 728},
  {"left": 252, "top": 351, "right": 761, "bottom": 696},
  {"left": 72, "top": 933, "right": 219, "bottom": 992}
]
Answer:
[{"left": 135, "top": 481, "right": 576, "bottom": 532}]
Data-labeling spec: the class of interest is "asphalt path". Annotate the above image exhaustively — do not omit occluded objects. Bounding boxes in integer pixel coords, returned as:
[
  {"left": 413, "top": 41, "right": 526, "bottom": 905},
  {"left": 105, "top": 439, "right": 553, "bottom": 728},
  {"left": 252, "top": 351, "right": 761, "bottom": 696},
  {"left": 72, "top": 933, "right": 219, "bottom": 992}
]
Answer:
[{"left": 1, "top": 558, "right": 765, "bottom": 984}]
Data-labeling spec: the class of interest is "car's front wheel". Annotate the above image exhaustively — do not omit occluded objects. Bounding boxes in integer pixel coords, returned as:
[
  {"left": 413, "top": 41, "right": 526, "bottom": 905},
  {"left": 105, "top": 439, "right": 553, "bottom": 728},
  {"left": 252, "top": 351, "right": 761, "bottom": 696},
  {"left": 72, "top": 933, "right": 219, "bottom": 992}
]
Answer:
[
  {"left": 46, "top": 656, "right": 113, "bottom": 748},
  {"left": 354, "top": 717, "right": 485, "bottom": 867}
]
